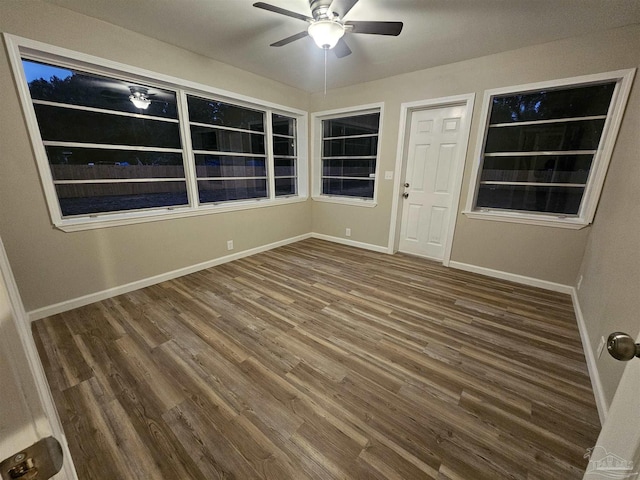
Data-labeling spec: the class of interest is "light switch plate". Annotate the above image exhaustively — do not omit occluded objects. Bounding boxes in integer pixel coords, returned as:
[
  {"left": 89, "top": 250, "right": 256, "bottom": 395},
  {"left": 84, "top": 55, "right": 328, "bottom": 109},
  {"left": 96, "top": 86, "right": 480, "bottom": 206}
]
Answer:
[{"left": 384, "top": 171, "right": 393, "bottom": 180}]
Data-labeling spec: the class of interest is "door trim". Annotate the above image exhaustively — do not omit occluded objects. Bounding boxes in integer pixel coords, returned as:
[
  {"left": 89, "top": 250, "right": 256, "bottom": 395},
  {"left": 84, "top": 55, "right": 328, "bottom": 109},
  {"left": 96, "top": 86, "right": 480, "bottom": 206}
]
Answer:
[
  {"left": 0, "top": 236, "right": 78, "bottom": 480},
  {"left": 388, "top": 93, "right": 475, "bottom": 265}
]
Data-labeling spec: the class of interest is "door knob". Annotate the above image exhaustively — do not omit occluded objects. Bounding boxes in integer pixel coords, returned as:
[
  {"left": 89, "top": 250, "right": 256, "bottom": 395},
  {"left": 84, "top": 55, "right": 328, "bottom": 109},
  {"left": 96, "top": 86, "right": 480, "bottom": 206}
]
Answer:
[
  {"left": 607, "top": 332, "right": 640, "bottom": 361},
  {"left": 404, "top": 182, "right": 410, "bottom": 188},
  {"left": 402, "top": 192, "right": 409, "bottom": 199}
]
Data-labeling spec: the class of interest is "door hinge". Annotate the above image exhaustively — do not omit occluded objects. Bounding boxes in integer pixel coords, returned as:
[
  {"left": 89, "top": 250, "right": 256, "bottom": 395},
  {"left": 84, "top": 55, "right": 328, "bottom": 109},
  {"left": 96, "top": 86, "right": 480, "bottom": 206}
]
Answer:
[{"left": 0, "top": 437, "right": 63, "bottom": 480}]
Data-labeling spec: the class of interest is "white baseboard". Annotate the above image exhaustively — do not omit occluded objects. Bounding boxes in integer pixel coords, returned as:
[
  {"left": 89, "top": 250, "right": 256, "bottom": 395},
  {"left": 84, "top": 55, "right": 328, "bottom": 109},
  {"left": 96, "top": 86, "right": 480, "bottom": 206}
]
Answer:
[
  {"left": 570, "top": 288, "right": 608, "bottom": 424},
  {"left": 310, "top": 233, "right": 389, "bottom": 254},
  {"left": 28, "top": 233, "right": 312, "bottom": 321},
  {"left": 448, "top": 261, "right": 574, "bottom": 294}
]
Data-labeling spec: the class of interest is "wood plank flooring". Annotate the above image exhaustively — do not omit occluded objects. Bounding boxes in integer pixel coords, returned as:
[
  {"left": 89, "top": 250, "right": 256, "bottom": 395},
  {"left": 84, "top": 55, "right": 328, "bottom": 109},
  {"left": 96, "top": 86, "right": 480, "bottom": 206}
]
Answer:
[{"left": 33, "top": 239, "right": 600, "bottom": 479}]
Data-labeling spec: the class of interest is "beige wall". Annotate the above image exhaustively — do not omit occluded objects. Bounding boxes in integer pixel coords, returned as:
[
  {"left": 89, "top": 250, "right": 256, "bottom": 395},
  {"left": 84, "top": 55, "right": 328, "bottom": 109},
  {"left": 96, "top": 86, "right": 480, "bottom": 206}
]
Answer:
[
  {"left": 0, "top": 1, "right": 311, "bottom": 311},
  {"left": 309, "top": 25, "right": 640, "bottom": 286},
  {"left": 577, "top": 76, "right": 640, "bottom": 406}
]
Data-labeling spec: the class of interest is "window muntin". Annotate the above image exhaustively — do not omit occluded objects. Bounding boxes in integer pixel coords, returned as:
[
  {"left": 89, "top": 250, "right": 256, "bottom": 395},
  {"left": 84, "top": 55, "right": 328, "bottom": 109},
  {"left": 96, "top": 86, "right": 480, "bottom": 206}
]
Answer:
[
  {"left": 15, "top": 48, "right": 305, "bottom": 228},
  {"left": 320, "top": 112, "right": 380, "bottom": 199},
  {"left": 474, "top": 81, "right": 616, "bottom": 217},
  {"left": 272, "top": 114, "right": 298, "bottom": 197},
  {"left": 22, "top": 59, "right": 188, "bottom": 217}
]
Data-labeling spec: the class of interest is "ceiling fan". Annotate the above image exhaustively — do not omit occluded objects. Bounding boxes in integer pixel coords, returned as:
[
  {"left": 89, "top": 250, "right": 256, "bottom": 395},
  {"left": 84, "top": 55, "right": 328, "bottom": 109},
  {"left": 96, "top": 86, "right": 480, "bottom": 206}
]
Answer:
[{"left": 253, "top": 0, "right": 403, "bottom": 58}]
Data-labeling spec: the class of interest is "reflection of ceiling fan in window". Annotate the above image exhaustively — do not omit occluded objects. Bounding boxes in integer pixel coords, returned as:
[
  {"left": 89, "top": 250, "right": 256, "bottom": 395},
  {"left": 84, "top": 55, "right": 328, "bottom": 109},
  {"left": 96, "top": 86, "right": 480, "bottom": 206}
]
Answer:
[
  {"left": 98, "top": 83, "right": 172, "bottom": 110},
  {"left": 253, "top": 0, "right": 403, "bottom": 58}
]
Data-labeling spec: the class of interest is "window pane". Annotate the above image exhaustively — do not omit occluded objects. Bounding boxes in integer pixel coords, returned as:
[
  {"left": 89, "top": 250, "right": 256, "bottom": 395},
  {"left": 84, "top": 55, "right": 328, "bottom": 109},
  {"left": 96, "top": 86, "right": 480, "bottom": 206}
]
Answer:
[
  {"left": 194, "top": 155, "right": 266, "bottom": 178},
  {"left": 272, "top": 114, "right": 296, "bottom": 136},
  {"left": 198, "top": 179, "right": 267, "bottom": 203},
  {"left": 274, "top": 158, "right": 296, "bottom": 177},
  {"left": 190, "top": 126, "right": 265, "bottom": 154},
  {"left": 34, "top": 104, "right": 181, "bottom": 148},
  {"left": 489, "top": 83, "right": 616, "bottom": 124},
  {"left": 477, "top": 184, "right": 584, "bottom": 214},
  {"left": 56, "top": 181, "right": 188, "bottom": 216},
  {"left": 322, "top": 178, "right": 374, "bottom": 198},
  {"left": 480, "top": 155, "right": 593, "bottom": 184},
  {"left": 484, "top": 119, "right": 606, "bottom": 153},
  {"left": 323, "top": 113, "right": 380, "bottom": 137},
  {"left": 23, "top": 59, "right": 178, "bottom": 119},
  {"left": 273, "top": 136, "right": 295, "bottom": 156},
  {"left": 275, "top": 177, "right": 296, "bottom": 196},
  {"left": 46, "top": 147, "right": 184, "bottom": 180},
  {"left": 187, "top": 96, "right": 264, "bottom": 132},
  {"left": 323, "top": 159, "right": 375, "bottom": 178},
  {"left": 323, "top": 137, "right": 378, "bottom": 157}
]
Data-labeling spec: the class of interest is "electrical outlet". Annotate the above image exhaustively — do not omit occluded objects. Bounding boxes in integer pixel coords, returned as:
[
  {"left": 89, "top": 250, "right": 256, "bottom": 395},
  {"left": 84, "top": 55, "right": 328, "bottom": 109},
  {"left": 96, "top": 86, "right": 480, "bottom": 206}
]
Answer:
[
  {"left": 345, "top": 228, "right": 351, "bottom": 237},
  {"left": 597, "top": 336, "right": 606, "bottom": 358},
  {"left": 227, "top": 240, "right": 234, "bottom": 251},
  {"left": 577, "top": 275, "right": 583, "bottom": 290}
]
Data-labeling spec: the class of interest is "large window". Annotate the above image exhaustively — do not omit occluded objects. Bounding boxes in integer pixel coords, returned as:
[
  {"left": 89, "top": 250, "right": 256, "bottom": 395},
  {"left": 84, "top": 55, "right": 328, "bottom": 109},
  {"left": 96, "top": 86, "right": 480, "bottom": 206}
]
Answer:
[
  {"left": 465, "top": 70, "right": 635, "bottom": 228},
  {"left": 312, "top": 105, "right": 382, "bottom": 204},
  {"left": 23, "top": 60, "right": 188, "bottom": 217},
  {"left": 8, "top": 36, "right": 306, "bottom": 231}
]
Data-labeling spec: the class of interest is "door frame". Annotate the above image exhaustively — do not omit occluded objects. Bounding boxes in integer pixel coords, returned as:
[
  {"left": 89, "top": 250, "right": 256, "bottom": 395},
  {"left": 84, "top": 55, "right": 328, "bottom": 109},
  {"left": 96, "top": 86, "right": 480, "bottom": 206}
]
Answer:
[
  {"left": 388, "top": 93, "right": 475, "bottom": 265},
  {"left": 0, "top": 235, "right": 78, "bottom": 480}
]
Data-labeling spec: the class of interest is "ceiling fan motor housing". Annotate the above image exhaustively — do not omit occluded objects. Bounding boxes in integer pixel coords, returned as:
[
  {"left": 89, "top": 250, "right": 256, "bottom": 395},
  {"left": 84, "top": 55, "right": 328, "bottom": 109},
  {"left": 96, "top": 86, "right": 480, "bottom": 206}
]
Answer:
[{"left": 309, "top": 0, "right": 334, "bottom": 20}]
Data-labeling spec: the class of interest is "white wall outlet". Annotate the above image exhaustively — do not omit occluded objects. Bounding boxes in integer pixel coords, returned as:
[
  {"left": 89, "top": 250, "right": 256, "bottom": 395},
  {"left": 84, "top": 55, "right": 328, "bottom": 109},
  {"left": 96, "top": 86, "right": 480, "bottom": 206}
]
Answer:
[
  {"left": 597, "top": 336, "right": 606, "bottom": 358},
  {"left": 384, "top": 171, "right": 393, "bottom": 180},
  {"left": 577, "top": 275, "right": 584, "bottom": 290},
  {"left": 345, "top": 228, "right": 351, "bottom": 237},
  {"left": 227, "top": 240, "right": 234, "bottom": 251}
]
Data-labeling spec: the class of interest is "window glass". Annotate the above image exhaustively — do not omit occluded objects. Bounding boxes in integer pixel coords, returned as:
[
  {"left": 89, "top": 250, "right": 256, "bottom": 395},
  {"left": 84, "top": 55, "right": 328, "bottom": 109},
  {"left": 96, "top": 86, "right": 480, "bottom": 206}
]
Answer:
[
  {"left": 322, "top": 178, "right": 375, "bottom": 198},
  {"left": 34, "top": 105, "right": 181, "bottom": 148},
  {"left": 23, "top": 59, "right": 179, "bottom": 119},
  {"left": 187, "top": 96, "right": 264, "bottom": 131},
  {"left": 197, "top": 179, "right": 267, "bottom": 203},
  {"left": 473, "top": 81, "right": 616, "bottom": 217},
  {"left": 323, "top": 113, "right": 380, "bottom": 137},
  {"left": 320, "top": 111, "right": 380, "bottom": 199},
  {"left": 55, "top": 182, "right": 188, "bottom": 216},
  {"left": 190, "top": 126, "right": 265, "bottom": 154},
  {"left": 194, "top": 155, "right": 266, "bottom": 178},
  {"left": 489, "top": 83, "right": 615, "bottom": 124},
  {"left": 46, "top": 147, "right": 184, "bottom": 180},
  {"left": 477, "top": 185, "right": 584, "bottom": 215},
  {"left": 272, "top": 114, "right": 297, "bottom": 197}
]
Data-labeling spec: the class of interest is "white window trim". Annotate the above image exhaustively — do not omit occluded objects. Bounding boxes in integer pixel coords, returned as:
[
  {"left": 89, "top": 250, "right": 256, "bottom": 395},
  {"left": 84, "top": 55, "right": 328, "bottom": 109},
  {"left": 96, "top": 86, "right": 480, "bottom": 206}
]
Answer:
[
  {"left": 463, "top": 69, "right": 636, "bottom": 229},
  {"left": 311, "top": 102, "right": 384, "bottom": 207},
  {"left": 4, "top": 34, "right": 308, "bottom": 232}
]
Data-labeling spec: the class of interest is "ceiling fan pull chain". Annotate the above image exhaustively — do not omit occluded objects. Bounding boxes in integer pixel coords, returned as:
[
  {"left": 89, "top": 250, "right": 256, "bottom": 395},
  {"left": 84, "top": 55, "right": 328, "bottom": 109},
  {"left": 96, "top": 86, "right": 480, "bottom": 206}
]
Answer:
[{"left": 324, "top": 47, "right": 328, "bottom": 96}]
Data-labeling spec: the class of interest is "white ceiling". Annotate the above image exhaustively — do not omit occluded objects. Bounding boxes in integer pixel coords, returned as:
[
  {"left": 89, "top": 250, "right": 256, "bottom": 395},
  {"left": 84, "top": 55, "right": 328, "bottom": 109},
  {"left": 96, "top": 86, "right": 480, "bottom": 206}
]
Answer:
[{"left": 41, "top": 0, "right": 640, "bottom": 93}]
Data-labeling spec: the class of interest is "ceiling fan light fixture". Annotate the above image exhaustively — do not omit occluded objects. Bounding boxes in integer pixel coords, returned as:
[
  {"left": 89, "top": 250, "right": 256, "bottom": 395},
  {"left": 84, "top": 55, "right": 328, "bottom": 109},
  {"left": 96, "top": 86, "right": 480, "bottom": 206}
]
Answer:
[
  {"left": 308, "top": 20, "right": 345, "bottom": 49},
  {"left": 129, "top": 89, "right": 151, "bottom": 109}
]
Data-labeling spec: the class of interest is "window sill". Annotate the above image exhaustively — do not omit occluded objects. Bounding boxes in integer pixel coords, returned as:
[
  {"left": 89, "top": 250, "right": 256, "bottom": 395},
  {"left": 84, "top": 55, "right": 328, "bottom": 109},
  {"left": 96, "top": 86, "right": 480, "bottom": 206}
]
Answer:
[
  {"left": 55, "top": 195, "right": 309, "bottom": 232},
  {"left": 312, "top": 195, "right": 377, "bottom": 208},
  {"left": 462, "top": 210, "right": 590, "bottom": 230}
]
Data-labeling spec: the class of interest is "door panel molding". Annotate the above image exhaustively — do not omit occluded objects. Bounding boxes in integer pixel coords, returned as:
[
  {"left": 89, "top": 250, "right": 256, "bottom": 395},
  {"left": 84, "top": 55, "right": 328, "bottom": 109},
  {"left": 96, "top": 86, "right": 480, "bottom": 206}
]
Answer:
[{"left": 390, "top": 93, "right": 475, "bottom": 264}]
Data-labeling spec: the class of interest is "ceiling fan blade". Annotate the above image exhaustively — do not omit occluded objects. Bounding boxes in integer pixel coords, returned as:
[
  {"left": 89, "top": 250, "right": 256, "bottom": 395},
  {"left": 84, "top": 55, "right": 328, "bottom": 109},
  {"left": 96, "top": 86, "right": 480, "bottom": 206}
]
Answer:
[
  {"left": 345, "top": 21, "right": 403, "bottom": 36},
  {"left": 270, "top": 31, "right": 309, "bottom": 47},
  {"left": 333, "top": 38, "right": 352, "bottom": 58},
  {"left": 329, "top": 0, "right": 359, "bottom": 19},
  {"left": 253, "top": 2, "right": 312, "bottom": 22}
]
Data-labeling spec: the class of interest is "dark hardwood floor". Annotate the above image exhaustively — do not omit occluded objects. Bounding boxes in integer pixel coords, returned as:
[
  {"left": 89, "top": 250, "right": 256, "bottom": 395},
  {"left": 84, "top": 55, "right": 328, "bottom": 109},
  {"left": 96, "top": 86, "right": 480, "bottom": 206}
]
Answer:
[{"left": 33, "top": 239, "right": 600, "bottom": 479}]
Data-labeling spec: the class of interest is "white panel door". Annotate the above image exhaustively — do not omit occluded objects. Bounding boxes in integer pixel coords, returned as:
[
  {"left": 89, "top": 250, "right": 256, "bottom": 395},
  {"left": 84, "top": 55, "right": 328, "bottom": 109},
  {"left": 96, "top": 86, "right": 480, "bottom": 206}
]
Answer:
[
  {"left": 583, "top": 341, "right": 640, "bottom": 479},
  {"left": 399, "top": 105, "right": 466, "bottom": 260}
]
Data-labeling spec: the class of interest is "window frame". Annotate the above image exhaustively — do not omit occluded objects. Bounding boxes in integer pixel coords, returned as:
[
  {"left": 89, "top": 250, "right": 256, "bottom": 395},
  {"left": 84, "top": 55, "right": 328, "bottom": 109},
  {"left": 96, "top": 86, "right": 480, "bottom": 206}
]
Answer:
[
  {"left": 464, "top": 69, "right": 635, "bottom": 229},
  {"left": 5, "top": 34, "right": 308, "bottom": 232},
  {"left": 311, "top": 103, "right": 384, "bottom": 207}
]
